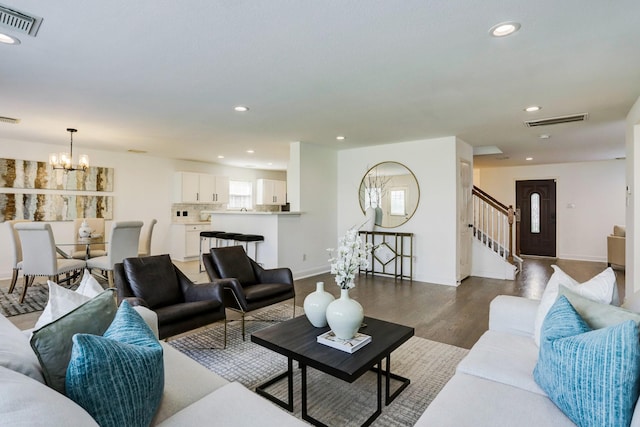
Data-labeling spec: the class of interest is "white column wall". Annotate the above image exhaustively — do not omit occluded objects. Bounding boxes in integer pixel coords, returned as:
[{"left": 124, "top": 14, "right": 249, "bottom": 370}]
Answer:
[
  {"left": 283, "top": 142, "right": 338, "bottom": 279},
  {"left": 337, "top": 137, "right": 462, "bottom": 286},
  {"left": 625, "top": 95, "right": 640, "bottom": 304}
]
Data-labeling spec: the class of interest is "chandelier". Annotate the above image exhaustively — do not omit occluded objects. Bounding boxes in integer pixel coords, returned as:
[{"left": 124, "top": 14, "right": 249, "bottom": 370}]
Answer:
[{"left": 49, "top": 128, "right": 89, "bottom": 172}]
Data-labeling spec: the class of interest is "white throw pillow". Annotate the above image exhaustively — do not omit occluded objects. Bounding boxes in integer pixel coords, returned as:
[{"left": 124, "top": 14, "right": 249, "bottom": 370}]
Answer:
[
  {"left": 75, "top": 269, "right": 105, "bottom": 297},
  {"left": 533, "top": 265, "right": 617, "bottom": 346},
  {"left": 34, "top": 270, "right": 104, "bottom": 330}
]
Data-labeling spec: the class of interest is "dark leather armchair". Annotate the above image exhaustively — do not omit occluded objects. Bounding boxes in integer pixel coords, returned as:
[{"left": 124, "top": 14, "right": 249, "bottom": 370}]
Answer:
[
  {"left": 203, "top": 246, "right": 295, "bottom": 340},
  {"left": 114, "top": 254, "right": 226, "bottom": 344}
]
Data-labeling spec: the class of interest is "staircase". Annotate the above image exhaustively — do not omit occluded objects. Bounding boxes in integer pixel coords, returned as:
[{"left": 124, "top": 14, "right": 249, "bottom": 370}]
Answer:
[{"left": 471, "top": 186, "right": 522, "bottom": 280}]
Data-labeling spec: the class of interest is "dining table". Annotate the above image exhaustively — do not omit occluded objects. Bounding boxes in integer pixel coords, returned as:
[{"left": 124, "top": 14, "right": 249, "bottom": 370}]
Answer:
[{"left": 56, "top": 236, "right": 107, "bottom": 260}]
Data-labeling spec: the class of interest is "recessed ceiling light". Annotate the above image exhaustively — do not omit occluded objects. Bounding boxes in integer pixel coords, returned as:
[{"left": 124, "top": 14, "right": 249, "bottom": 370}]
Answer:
[
  {"left": 526, "top": 157, "right": 533, "bottom": 161},
  {"left": 217, "top": 155, "right": 224, "bottom": 159},
  {"left": 246, "top": 149, "right": 254, "bottom": 154},
  {"left": 489, "top": 22, "right": 521, "bottom": 37},
  {"left": 234, "top": 106, "right": 249, "bottom": 112},
  {"left": 539, "top": 134, "right": 550, "bottom": 139},
  {"left": 267, "top": 162, "right": 273, "bottom": 166},
  {"left": 336, "top": 135, "right": 346, "bottom": 140},
  {"left": 0, "top": 33, "right": 20, "bottom": 45},
  {"left": 524, "top": 105, "right": 541, "bottom": 112}
]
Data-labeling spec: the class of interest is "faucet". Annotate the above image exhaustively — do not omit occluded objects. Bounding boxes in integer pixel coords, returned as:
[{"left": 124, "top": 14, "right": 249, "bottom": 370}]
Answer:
[{"left": 240, "top": 207, "right": 247, "bottom": 212}]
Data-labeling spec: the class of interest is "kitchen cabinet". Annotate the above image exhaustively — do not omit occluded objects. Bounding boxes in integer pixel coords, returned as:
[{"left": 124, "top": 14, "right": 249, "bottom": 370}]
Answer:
[
  {"left": 174, "top": 172, "right": 229, "bottom": 203},
  {"left": 170, "top": 223, "right": 210, "bottom": 261},
  {"left": 256, "top": 179, "right": 286, "bottom": 205}
]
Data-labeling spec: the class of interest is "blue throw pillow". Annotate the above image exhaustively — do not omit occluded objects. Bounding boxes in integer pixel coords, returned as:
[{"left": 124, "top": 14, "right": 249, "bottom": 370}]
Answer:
[
  {"left": 65, "top": 301, "right": 164, "bottom": 427},
  {"left": 534, "top": 296, "right": 640, "bottom": 427}
]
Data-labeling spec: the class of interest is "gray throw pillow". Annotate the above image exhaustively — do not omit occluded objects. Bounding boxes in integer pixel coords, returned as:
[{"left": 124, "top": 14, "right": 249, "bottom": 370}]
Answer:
[
  {"left": 30, "top": 289, "right": 117, "bottom": 394},
  {"left": 558, "top": 285, "right": 640, "bottom": 329}
]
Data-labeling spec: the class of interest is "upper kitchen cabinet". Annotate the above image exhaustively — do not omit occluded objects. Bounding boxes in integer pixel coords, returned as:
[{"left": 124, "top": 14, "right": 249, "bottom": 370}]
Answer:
[
  {"left": 256, "top": 179, "right": 286, "bottom": 205},
  {"left": 174, "top": 172, "right": 229, "bottom": 203}
]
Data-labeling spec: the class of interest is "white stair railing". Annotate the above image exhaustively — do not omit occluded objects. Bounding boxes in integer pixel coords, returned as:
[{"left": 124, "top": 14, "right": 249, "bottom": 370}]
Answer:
[{"left": 472, "top": 186, "right": 514, "bottom": 263}]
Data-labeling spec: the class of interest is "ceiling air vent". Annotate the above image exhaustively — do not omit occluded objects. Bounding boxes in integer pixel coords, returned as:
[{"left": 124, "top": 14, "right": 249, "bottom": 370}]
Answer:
[
  {"left": 0, "top": 116, "right": 20, "bottom": 124},
  {"left": 0, "top": 3, "right": 42, "bottom": 36},
  {"left": 524, "top": 113, "right": 588, "bottom": 128}
]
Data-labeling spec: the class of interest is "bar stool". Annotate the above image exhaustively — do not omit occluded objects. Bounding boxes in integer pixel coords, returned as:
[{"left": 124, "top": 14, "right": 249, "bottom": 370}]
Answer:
[
  {"left": 215, "top": 232, "right": 243, "bottom": 248},
  {"left": 199, "top": 230, "right": 225, "bottom": 272},
  {"left": 234, "top": 234, "right": 264, "bottom": 263}
]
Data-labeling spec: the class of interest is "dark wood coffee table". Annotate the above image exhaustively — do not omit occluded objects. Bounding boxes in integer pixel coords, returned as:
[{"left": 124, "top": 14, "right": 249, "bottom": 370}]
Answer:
[{"left": 251, "top": 315, "right": 414, "bottom": 426}]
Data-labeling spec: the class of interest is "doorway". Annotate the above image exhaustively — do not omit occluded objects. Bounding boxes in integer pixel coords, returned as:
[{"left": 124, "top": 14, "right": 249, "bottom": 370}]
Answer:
[{"left": 516, "top": 179, "right": 557, "bottom": 257}]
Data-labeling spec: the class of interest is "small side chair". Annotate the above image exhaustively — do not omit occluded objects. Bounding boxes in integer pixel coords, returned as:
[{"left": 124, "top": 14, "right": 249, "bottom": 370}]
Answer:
[{"left": 203, "top": 245, "right": 295, "bottom": 340}]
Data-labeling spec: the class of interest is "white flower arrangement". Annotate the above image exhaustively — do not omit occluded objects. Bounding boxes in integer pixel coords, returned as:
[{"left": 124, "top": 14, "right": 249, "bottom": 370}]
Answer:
[{"left": 327, "top": 227, "right": 373, "bottom": 289}]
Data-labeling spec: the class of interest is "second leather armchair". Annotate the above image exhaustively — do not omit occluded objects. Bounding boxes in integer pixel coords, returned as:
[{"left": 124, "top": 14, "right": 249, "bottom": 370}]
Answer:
[{"left": 203, "top": 245, "right": 295, "bottom": 340}]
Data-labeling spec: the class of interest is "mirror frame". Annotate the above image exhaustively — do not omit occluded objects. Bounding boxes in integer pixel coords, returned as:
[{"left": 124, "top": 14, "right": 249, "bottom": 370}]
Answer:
[{"left": 358, "top": 161, "right": 420, "bottom": 228}]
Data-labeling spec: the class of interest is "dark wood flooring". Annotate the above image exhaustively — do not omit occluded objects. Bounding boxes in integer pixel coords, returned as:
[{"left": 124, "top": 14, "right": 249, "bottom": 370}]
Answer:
[{"left": 295, "top": 258, "right": 625, "bottom": 349}]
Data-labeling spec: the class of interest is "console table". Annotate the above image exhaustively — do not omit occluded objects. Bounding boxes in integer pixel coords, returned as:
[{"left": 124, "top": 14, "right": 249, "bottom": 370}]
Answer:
[{"left": 358, "top": 231, "right": 413, "bottom": 281}]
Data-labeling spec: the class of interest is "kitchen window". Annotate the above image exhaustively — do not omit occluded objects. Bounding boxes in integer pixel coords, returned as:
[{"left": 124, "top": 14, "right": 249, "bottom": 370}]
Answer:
[{"left": 228, "top": 180, "right": 253, "bottom": 210}]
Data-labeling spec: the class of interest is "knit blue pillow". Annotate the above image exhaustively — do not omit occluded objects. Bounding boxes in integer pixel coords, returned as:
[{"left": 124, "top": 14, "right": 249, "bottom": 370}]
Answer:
[
  {"left": 65, "top": 301, "right": 164, "bottom": 427},
  {"left": 534, "top": 296, "right": 640, "bottom": 427}
]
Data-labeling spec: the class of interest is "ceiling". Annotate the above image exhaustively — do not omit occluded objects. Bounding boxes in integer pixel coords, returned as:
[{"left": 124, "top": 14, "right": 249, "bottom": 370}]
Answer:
[{"left": 1, "top": 1, "right": 639, "bottom": 171}]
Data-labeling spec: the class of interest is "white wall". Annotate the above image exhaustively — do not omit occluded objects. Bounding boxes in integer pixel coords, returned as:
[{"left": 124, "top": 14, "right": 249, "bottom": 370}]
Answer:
[
  {"left": 284, "top": 142, "right": 338, "bottom": 279},
  {"left": 337, "top": 137, "right": 464, "bottom": 286},
  {"left": 625, "top": 95, "right": 640, "bottom": 303},
  {"left": 475, "top": 160, "right": 625, "bottom": 263},
  {"left": 0, "top": 138, "right": 285, "bottom": 279}
]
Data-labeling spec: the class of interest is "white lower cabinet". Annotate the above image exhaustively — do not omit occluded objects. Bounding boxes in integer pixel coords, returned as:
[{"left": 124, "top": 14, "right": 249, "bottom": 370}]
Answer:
[{"left": 170, "top": 224, "right": 209, "bottom": 261}]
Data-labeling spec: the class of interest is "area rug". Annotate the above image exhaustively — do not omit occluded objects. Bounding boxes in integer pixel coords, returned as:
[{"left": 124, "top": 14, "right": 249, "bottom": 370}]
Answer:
[
  {"left": 0, "top": 282, "right": 49, "bottom": 317},
  {"left": 168, "top": 304, "right": 468, "bottom": 426}
]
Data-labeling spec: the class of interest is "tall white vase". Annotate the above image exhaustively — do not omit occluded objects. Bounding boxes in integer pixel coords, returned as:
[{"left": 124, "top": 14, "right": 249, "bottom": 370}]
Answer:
[
  {"left": 326, "top": 288, "right": 364, "bottom": 339},
  {"left": 363, "top": 207, "right": 375, "bottom": 232},
  {"left": 303, "top": 282, "right": 335, "bottom": 327}
]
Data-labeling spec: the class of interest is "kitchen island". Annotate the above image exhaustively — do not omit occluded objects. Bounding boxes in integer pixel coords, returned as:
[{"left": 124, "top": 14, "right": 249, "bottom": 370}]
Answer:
[{"left": 209, "top": 211, "right": 302, "bottom": 269}]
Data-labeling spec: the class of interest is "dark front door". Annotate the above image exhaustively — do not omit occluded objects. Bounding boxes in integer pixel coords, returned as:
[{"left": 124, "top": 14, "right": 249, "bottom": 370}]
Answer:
[{"left": 516, "top": 179, "right": 556, "bottom": 257}]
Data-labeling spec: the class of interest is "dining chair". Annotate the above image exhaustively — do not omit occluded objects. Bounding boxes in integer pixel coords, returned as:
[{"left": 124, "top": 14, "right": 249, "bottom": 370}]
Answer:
[
  {"left": 138, "top": 219, "right": 158, "bottom": 257},
  {"left": 14, "top": 222, "right": 87, "bottom": 304},
  {"left": 6, "top": 219, "right": 29, "bottom": 294},
  {"left": 86, "top": 221, "right": 143, "bottom": 287},
  {"left": 71, "top": 218, "right": 106, "bottom": 259}
]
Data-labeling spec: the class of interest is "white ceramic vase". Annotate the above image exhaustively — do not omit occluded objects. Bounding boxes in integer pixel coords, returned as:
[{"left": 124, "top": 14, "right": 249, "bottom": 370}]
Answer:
[
  {"left": 303, "top": 282, "right": 335, "bottom": 327},
  {"left": 363, "top": 207, "right": 376, "bottom": 232},
  {"left": 326, "top": 288, "right": 364, "bottom": 339},
  {"left": 78, "top": 220, "right": 92, "bottom": 238}
]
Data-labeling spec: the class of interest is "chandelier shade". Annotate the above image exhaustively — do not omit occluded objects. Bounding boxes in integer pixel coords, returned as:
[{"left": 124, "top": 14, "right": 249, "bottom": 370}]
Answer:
[{"left": 49, "top": 128, "right": 89, "bottom": 172}]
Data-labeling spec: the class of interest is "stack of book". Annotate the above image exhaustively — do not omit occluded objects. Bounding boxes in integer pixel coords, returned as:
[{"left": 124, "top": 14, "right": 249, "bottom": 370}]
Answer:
[{"left": 317, "top": 331, "right": 372, "bottom": 353}]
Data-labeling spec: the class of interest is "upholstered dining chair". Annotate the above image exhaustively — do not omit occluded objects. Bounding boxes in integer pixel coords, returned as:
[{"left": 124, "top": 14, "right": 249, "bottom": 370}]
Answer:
[
  {"left": 14, "top": 222, "right": 86, "bottom": 303},
  {"left": 138, "top": 218, "right": 157, "bottom": 257},
  {"left": 6, "top": 219, "right": 29, "bottom": 295},
  {"left": 114, "top": 254, "right": 226, "bottom": 344},
  {"left": 86, "top": 221, "right": 143, "bottom": 287},
  {"left": 71, "top": 218, "right": 106, "bottom": 259},
  {"left": 203, "top": 245, "right": 295, "bottom": 340}
]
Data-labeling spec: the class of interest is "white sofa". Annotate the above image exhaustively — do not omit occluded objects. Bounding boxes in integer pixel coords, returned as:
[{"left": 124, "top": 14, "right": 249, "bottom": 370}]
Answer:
[
  {"left": 0, "top": 307, "right": 305, "bottom": 427},
  {"left": 415, "top": 295, "right": 640, "bottom": 427}
]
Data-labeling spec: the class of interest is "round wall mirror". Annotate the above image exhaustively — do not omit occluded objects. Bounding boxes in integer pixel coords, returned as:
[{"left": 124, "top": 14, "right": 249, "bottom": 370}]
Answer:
[{"left": 358, "top": 161, "right": 420, "bottom": 228}]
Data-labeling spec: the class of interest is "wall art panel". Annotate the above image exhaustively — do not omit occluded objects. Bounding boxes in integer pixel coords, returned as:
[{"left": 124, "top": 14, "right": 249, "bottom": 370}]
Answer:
[
  {"left": 0, "top": 193, "right": 113, "bottom": 222},
  {"left": 0, "top": 158, "right": 114, "bottom": 191}
]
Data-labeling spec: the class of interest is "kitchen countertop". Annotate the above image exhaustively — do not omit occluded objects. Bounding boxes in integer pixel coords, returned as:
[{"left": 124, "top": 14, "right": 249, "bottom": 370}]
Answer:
[
  {"left": 171, "top": 221, "right": 212, "bottom": 225},
  {"left": 208, "top": 211, "right": 302, "bottom": 215}
]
